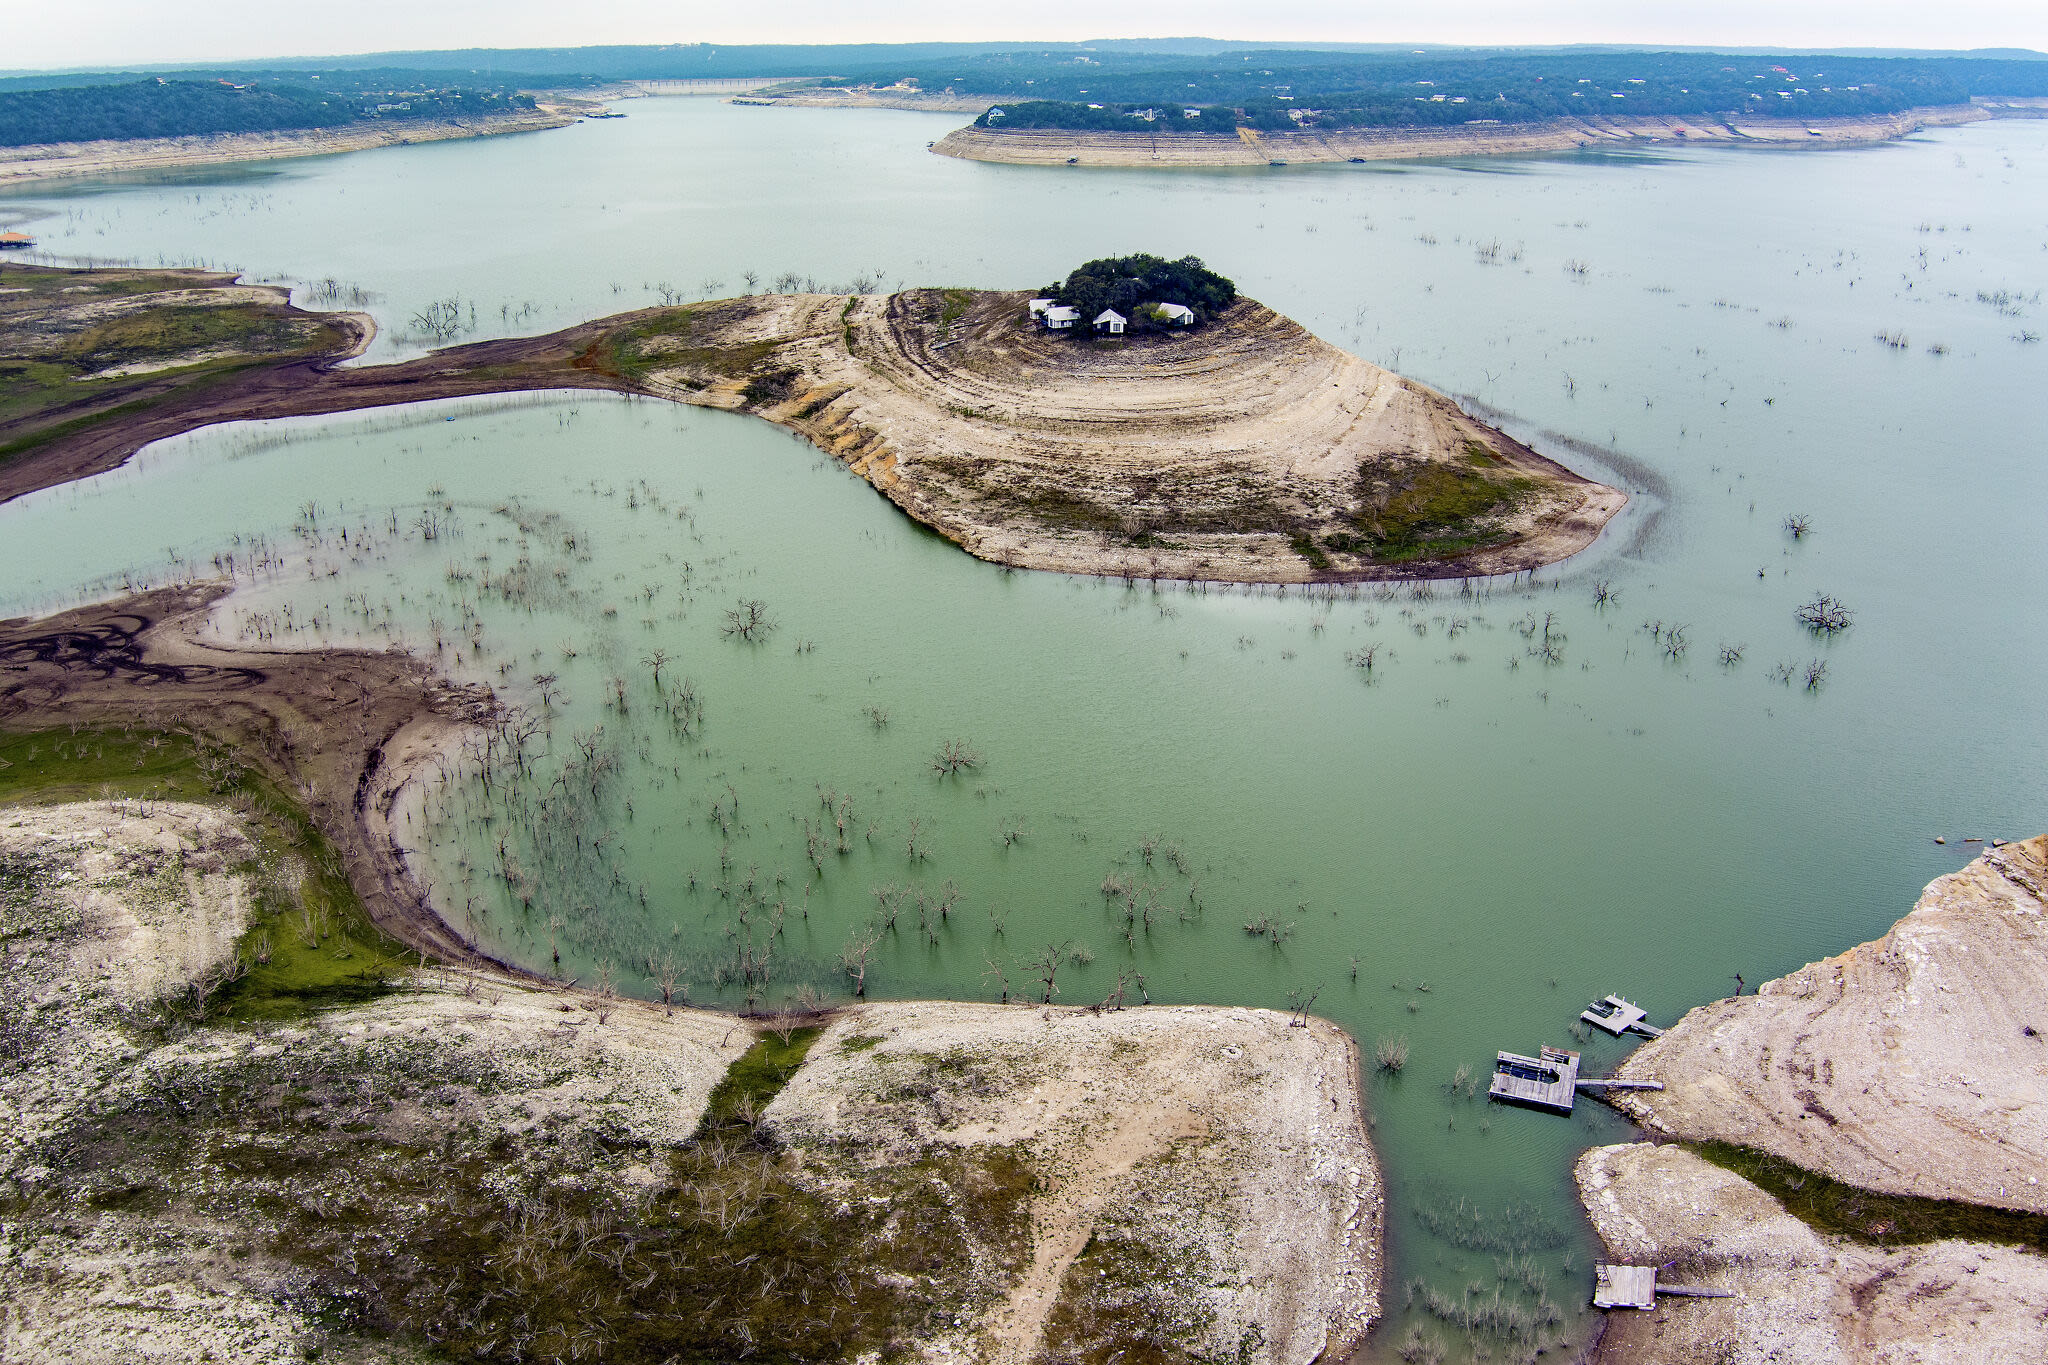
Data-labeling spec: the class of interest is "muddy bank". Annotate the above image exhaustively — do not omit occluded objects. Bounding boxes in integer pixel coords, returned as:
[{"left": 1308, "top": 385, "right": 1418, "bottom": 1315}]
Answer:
[
  {"left": 0, "top": 586, "right": 501, "bottom": 968},
  {"left": 0, "top": 107, "right": 581, "bottom": 188},
  {"left": 2, "top": 272, "right": 1623, "bottom": 583},
  {"left": 933, "top": 105, "right": 1989, "bottom": 168},
  {"left": 1577, "top": 1142, "right": 2048, "bottom": 1364},
  {"left": 0, "top": 798, "right": 1381, "bottom": 1364},
  {"left": 1607, "top": 836, "right": 2048, "bottom": 1213}
]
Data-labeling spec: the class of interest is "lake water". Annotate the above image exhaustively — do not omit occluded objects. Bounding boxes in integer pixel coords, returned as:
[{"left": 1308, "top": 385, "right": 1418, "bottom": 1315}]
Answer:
[{"left": 4, "top": 98, "right": 2045, "bottom": 1362}]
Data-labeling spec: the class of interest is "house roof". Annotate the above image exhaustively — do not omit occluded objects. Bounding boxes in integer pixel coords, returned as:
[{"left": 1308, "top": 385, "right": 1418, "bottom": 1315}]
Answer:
[
  {"left": 1094, "top": 309, "right": 1126, "bottom": 324},
  {"left": 1028, "top": 297, "right": 1054, "bottom": 313},
  {"left": 0, "top": 232, "right": 33, "bottom": 243},
  {"left": 1155, "top": 302, "right": 1194, "bottom": 320},
  {"left": 1044, "top": 305, "right": 1079, "bottom": 322}
]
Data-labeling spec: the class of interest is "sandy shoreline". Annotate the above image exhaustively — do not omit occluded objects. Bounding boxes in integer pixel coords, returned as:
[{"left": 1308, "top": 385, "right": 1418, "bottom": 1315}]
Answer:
[
  {"left": 933, "top": 104, "right": 1990, "bottom": 168},
  {"left": 0, "top": 108, "right": 582, "bottom": 189}
]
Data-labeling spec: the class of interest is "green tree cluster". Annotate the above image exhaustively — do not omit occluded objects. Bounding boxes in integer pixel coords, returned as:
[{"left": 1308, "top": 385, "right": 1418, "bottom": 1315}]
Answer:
[{"left": 1045, "top": 254, "right": 1236, "bottom": 329}]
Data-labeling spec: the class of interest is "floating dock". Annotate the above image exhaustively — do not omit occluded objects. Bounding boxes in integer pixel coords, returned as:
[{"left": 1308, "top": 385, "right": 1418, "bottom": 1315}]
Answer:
[
  {"left": 1488, "top": 1045, "right": 1581, "bottom": 1114},
  {"left": 1488, "top": 1045, "right": 1664, "bottom": 1115},
  {"left": 1581, "top": 994, "right": 1664, "bottom": 1038},
  {"left": 1594, "top": 1262, "right": 1735, "bottom": 1309}
]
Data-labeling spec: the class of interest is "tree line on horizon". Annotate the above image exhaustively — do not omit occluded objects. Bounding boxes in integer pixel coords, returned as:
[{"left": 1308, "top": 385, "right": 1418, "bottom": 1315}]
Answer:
[{"left": 0, "top": 77, "right": 538, "bottom": 149}]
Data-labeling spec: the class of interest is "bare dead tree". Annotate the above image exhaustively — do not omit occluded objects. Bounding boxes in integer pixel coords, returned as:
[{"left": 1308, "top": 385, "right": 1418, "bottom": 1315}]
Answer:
[
  {"left": 930, "top": 739, "right": 983, "bottom": 777},
  {"left": 982, "top": 955, "right": 1012, "bottom": 1003},
  {"left": 1286, "top": 984, "right": 1323, "bottom": 1028},
  {"left": 648, "top": 949, "right": 684, "bottom": 1015},
  {"left": 1795, "top": 593, "right": 1854, "bottom": 635},
  {"left": 1784, "top": 513, "right": 1813, "bottom": 539},
  {"left": 720, "top": 598, "right": 778, "bottom": 643},
  {"left": 840, "top": 928, "right": 880, "bottom": 997},
  {"left": 1028, "top": 941, "right": 1072, "bottom": 1004}
]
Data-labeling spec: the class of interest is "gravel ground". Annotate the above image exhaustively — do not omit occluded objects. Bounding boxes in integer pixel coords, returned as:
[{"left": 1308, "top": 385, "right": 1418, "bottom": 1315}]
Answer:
[
  {"left": 1578, "top": 1142, "right": 2048, "bottom": 1365},
  {"left": 2, "top": 801, "right": 1383, "bottom": 1364}
]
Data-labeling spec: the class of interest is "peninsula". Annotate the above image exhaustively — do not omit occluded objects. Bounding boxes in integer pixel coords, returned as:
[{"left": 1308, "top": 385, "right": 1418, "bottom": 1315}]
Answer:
[
  {"left": 933, "top": 105, "right": 1988, "bottom": 168},
  {"left": 0, "top": 261, "right": 1623, "bottom": 583}
]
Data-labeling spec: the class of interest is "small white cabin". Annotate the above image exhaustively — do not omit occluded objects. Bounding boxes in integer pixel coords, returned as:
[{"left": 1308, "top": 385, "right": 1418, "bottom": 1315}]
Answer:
[
  {"left": 1154, "top": 302, "right": 1195, "bottom": 327},
  {"left": 1043, "top": 305, "right": 1080, "bottom": 331},
  {"left": 1094, "top": 309, "right": 1126, "bottom": 335},
  {"left": 1028, "top": 298, "right": 1055, "bottom": 319}
]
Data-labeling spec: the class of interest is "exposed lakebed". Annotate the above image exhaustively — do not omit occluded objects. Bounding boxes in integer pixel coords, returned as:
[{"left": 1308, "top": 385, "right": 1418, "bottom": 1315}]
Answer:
[{"left": 2, "top": 96, "right": 2045, "bottom": 1361}]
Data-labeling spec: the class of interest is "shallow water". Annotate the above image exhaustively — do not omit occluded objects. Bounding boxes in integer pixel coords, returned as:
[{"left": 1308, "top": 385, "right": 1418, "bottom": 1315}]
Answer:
[{"left": 3, "top": 98, "right": 2046, "bottom": 1361}]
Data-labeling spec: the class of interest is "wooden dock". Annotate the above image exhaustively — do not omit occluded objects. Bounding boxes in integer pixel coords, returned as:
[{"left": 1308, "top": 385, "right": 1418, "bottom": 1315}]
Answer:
[
  {"left": 1488, "top": 1045, "right": 1580, "bottom": 1114},
  {"left": 1593, "top": 1263, "right": 1657, "bottom": 1309},
  {"left": 1487, "top": 1045, "right": 1665, "bottom": 1115},
  {"left": 1581, "top": 994, "right": 1664, "bottom": 1037},
  {"left": 1594, "top": 1262, "right": 1735, "bottom": 1309}
]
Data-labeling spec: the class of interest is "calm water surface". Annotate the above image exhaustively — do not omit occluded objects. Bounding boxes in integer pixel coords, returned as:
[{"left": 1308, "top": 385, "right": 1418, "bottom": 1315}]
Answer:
[{"left": 4, "top": 99, "right": 2045, "bottom": 1361}]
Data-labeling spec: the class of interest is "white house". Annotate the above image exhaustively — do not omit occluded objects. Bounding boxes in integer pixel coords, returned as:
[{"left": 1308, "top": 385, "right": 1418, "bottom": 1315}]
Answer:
[
  {"left": 1153, "top": 302, "right": 1195, "bottom": 327},
  {"left": 1094, "top": 308, "right": 1127, "bottom": 335},
  {"left": 1043, "top": 305, "right": 1080, "bottom": 331},
  {"left": 1028, "top": 298, "right": 1055, "bottom": 319}
]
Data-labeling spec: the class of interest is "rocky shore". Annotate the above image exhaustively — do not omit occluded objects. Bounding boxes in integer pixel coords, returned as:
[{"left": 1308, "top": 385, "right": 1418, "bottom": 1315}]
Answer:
[
  {"left": 0, "top": 798, "right": 1381, "bottom": 1364},
  {"left": 1575, "top": 838, "right": 2048, "bottom": 1363},
  {"left": 1609, "top": 836, "right": 2047, "bottom": 1212},
  {"left": 932, "top": 105, "right": 1989, "bottom": 168}
]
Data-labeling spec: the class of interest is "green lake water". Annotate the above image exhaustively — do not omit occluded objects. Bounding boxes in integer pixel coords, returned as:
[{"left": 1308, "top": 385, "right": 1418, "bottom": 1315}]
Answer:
[{"left": 3, "top": 98, "right": 2045, "bottom": 1362}]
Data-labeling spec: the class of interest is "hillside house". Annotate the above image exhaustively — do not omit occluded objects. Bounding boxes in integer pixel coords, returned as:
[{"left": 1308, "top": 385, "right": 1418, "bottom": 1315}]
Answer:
[
  {"left": 1153, "top": 302, "right": 1195, "bottom": 326},
  {"left": 1043, "top": 304, "right": 1079, "bottom": 331},
  {"left": 1094, "top": 308, "right": 1126, "bottom": 335}
]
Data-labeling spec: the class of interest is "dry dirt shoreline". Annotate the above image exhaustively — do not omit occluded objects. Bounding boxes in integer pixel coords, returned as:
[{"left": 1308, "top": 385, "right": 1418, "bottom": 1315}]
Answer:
[
  {"left": 1, "top": 271, "right": 1625, "bottom": 583},
  {"left": 0, "top": 107, "right": 583, "bottom": 189},
  {"left": 932, "top": 105, "right": 1990, "bottom": 168}
]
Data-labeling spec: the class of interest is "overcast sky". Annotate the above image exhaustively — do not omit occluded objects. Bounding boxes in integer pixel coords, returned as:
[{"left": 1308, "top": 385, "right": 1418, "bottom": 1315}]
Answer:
[{"left": 10, "top": 1, "right": 2046, "bottom": 72}]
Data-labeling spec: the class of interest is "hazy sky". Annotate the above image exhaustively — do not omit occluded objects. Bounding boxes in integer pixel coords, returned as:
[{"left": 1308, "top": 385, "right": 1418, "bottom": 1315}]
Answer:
[{"left": 11, "top": 1, "right": 2046, "bottom": 71}]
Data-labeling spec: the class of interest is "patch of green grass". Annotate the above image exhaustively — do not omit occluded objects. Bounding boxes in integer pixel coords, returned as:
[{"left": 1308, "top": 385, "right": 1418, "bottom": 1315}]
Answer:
[
  {"left": 59, "top": 304, "right": 333, "bottom": 370},
  {"left": 1693, "top": 1141, "right": 2048, "bottom": 1252},
  {"left": 839, "top": 1032, "right": 884, "bottom": 1052},
  {"left": 702, "top": 1027, "right": 822, "bottom": 1129},
  {"left": 1289, "top": 531, "right": 1330, "bottom": 570},
  {"left": 0, "top": 727, "right": 400, "bottom": 1023},
  {"left": 592, "top": 305, "right": 787, "bottom": 385},
  {"left": 1343, "top": 458, "right": 1534, "bottom": 563},
  {"left": 938, "top": 289, "right": 974, "bottom": 325}
]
